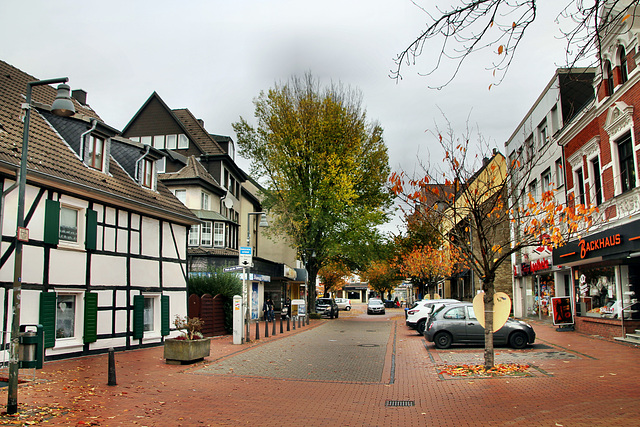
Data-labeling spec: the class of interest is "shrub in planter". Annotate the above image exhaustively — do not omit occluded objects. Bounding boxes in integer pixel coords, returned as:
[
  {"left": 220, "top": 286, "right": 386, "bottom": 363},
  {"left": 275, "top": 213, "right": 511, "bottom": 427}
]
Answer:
[{"left": 164, "top": 316, "right": 210, "bottom": 364}]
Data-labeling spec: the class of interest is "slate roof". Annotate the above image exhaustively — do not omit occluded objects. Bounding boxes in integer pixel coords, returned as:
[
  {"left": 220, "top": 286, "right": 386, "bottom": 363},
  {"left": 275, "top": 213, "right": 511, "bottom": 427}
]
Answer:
[{"left": 0, "top": 59, "right": 197, "bottom": 225}]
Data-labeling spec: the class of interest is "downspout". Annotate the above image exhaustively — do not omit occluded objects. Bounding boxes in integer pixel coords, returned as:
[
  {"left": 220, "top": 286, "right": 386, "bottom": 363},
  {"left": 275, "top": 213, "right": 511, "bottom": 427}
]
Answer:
[
  {"left": 79, "top": 118, "right": 98, "bottom": 161},
  {"left": 134, "top": 145, "right": 151, "bottom": 182}
]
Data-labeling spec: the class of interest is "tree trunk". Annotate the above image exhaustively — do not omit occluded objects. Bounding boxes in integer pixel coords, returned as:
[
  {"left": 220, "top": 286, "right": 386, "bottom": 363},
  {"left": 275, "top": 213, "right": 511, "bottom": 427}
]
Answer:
[
  {"left": 306, "top": 260, "right": 320, "bottom": 314},
  {"left": 483, "top": 286, "right": 495, "bottom": 369}
]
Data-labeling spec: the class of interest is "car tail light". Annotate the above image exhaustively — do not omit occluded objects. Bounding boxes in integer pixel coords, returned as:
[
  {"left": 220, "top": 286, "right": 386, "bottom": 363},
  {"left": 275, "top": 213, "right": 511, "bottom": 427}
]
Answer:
[{"left": 408, "top": 309, "right": 419, "bottom": 315}]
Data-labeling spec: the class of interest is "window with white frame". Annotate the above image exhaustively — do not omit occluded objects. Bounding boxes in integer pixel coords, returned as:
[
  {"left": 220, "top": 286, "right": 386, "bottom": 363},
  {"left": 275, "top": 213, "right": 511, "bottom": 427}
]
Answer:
[
  {"left": 590, "top": 157, "right": 603, "bottom": 206},
  {"left": 201, "top": 221, "right": 212, "bottom": 246},
  {"left": 166, "top": 134, "right": 177, "bottom": 150},
  {"left": 87, "top": 135, "right": 104, "bottom": 171},
  {"left": 189, "top": 224, "right": 200, "bottom": 246},
  {"left": 541, "top": 168, "right": 551, "bottom": 194},
  {"left": 157, "top": 156, "right": 166, "bottom": 174},
  {"left": 214, "top": 222, "right": 225, "bottom": 247},
  {"left": 140, "top": 136, "right": 152, "bottom": 146},
  {"left": 141, "top": 158, "right": 154, "bottom": 189},
  {"left": 56, "top": 293, "right": 79, "bottom": 339},
  {"left": 174, "top": 189, "right": 186, "bottom": 205},
  {"left": 538, "top": 119, "right": 548, "bottom": 147},
  {"left": 620, "top": 46, "right": 628, "bottom": 84},
  {"left": 153, "top": 135, "right": 165, "bottom": 149},
  {"left": 575, "top": 168, "right": 585, "bottom": 206},
  {"left": 178, "top": 134, "right": 189, "bottom": 149},
  {"left": 144, "top": 296, "right": 155, "bottom": 332},
  {"left": 528, "top": 179, "right": 538, "bottom": 201},
  {"left": 605, "top": 61, "right": 615, "bottom": 96},
  {"left": 617, "top": 132, "right": 636, "bottom": 193},
  {"left": 59, "top": 206, "right": 80, "bottom": 243},
  {"left": 201, "top": 192, "right": 210, "bottom": 210},
  {"left": 555, "top": 158, "right": 564, "bottom": 187},
  {"left": 525, "top": 135, "right": 534, "bottom": 162}
]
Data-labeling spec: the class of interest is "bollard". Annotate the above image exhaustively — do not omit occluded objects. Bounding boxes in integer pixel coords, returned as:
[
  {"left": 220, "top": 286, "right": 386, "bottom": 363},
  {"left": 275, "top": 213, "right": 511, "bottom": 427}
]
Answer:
[
  {"left": 255, "top": 320, "right": 260, "bottom": 340},
  {"left": 265, "top": 318, "right": 269, "bottom": 337},
  {"left": 292, "top": 316, "right": 296, "bottom": 330},
  {"left": 298, "top": 315, "right": 301, "bottom": 328},
  {"left": 306, "top": 315, "right": 310, "bottom": 326},
  {"left": 280, "top": 315, "right": 284, "bottom": 334},
  {"left": 287, "top": 316, "right": 290, "bottom": 331},
  {"left": 272, "top": 317, "right": 276, "bottom": 336},
  {"left": 107, "top": 348, "right": 117, "bottom": 386}
]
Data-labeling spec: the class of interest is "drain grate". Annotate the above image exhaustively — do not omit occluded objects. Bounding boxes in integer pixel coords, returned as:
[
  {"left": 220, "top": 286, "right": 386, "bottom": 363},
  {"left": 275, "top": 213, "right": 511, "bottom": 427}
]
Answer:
[
  {"left": 358, "top": 344, "right": 380, "bottom": 347},
  {"left": 386, "top": 400, "right": 415, "bottom": 407}
]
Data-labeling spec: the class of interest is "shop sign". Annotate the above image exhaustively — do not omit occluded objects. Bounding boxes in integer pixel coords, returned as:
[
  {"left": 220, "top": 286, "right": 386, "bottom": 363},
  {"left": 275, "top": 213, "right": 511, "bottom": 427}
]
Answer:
[
  {"left": 551, "top": 296, "right": 574, "bottom": 326},
  {"left": 518, "top": 258, "right": 551, "bottom": 276},
  {"left": 579, "top": 234, "right": 621, "bottom": 259},
  {"left": 530, "top": 258, "right": 550, "bottom": 273}
]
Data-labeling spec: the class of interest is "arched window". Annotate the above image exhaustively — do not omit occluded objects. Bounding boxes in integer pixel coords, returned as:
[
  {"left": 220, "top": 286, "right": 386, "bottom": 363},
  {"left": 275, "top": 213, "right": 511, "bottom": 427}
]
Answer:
[
  {"left": 619, "top": 46, "right": 628, "bottom": 83},
  {"left": 605, "top": 60, "right": 615, "bottom": 95}
]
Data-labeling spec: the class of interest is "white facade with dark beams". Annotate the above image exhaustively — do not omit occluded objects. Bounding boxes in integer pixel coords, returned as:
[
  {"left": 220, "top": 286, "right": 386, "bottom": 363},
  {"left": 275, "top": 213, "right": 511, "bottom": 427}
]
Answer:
[{"left": 0, "top": 60, "right": 198, "bottom": 360}]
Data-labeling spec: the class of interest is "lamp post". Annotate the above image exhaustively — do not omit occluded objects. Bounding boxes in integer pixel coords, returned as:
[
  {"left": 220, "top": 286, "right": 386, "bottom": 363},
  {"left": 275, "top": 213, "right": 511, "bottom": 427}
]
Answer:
[
  {"left": 7, "top": 78, "right": 75, "bottom": 414},
  {"left": 242, "top": 212, "right": 268, "bottom": 343}
]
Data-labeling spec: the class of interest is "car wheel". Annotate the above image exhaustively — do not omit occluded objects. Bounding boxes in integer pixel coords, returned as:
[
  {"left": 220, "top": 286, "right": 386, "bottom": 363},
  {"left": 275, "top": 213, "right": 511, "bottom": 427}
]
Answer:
[
  {"left": 434, "top": 332, "right": 452, "bottom": 349},
  {"left": 509, "top": 331, "right": 528, "bottom": 349},
  {"left": 346, "top": 306, "right": 351, "bottom": 311},
  {"left": 416, "top": 319, "right": 426, "bottom": 335},
  {"left": 382, "top": 310, "right": 385, "bottom": 315},
  {"left": 335, "top": 309, "right": 339, "bottom": 318}
]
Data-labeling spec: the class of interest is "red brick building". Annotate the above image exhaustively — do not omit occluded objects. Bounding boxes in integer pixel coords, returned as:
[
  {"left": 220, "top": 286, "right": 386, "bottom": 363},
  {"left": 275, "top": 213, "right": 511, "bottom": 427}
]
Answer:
[{"left": 553, "top": 3, "right": 640, "bottom": 339}]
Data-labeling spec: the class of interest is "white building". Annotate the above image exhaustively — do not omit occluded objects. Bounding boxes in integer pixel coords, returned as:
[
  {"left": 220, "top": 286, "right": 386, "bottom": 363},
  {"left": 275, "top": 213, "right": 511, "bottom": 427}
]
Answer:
[
  {"left": 505, "top": 68, "right": 595, "bottom": 319},
  {"left": 0, "top": 60, "right": 198, "bottom": 359}
]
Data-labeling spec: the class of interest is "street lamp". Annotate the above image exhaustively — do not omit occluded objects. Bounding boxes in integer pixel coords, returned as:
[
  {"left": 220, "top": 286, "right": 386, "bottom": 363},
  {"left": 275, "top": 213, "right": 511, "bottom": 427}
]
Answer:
[
  {"left": 7, "top": 78, "right": 75, "bottom": 414},
  {"left": 242, "top": 212, "right": 268, "bottom": 343}
]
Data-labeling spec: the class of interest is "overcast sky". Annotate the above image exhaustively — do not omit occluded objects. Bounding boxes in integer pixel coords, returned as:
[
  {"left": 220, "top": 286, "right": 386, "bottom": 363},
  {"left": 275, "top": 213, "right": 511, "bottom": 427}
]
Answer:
[{"left": 1, "top": 1, "right": 576, "bottom": 234}]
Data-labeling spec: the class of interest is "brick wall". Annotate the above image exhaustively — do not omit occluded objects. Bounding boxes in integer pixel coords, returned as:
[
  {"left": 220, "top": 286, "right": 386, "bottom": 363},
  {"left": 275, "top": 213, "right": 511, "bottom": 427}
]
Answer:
[{"left": 575, "top": 316, "right": 640, "bottom": 339}]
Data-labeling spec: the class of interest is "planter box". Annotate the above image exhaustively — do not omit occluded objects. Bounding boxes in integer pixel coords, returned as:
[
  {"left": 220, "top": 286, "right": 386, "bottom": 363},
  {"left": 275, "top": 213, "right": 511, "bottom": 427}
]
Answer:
[{"left": 164, "top": 337, "right": 211, "bottom": 365}]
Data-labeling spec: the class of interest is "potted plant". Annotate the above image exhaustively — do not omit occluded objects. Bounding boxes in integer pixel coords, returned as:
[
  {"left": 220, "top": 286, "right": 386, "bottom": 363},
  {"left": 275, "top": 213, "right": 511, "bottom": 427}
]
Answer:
[{"left": 163, "top": 316, "right": 210, "bottom": 364}]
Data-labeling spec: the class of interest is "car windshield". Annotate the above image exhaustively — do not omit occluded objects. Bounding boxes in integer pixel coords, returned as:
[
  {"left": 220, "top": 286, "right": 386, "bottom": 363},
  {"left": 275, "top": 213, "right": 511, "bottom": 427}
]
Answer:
[{"left": 317, "top": 299, "right": 331, "bottom": 304}]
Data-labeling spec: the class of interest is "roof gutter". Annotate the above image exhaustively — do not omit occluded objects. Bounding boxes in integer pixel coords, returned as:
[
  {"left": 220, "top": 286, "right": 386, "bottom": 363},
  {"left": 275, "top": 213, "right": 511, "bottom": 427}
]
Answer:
[{"left": 0, "top": 160, "right": 199, "bottom": 225}]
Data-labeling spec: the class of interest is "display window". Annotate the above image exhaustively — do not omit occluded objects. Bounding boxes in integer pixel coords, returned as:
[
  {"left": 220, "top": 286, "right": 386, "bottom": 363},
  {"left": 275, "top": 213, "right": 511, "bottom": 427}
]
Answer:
[{"left": 575, "top": 266, "right": 619, "bottom": 318}]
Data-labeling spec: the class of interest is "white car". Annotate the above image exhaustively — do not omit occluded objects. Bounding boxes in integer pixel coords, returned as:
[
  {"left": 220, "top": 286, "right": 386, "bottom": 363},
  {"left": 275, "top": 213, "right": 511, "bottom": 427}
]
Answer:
[
  {"left": 406, "top": 299, "right": 459, "bottom": 335},
  {"left": 334, "top": 298, "right": 352, "bottom": 311},
  {"left": 367, "top": 299, "right": 386, "bottom": 315}
]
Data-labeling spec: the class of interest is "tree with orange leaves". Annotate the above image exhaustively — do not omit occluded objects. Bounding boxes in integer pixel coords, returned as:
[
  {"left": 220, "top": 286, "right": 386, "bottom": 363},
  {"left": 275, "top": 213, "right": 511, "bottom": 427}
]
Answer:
[
  {"left": 396, "top": 244, "right": 466, "bottom": 300},
  {"left": 318, "top": 260, "right": 351, "bottom": 296},
  {"left": 390, "top": 120, "right": 599, "bottom": 368},
  {"left": 360, "top": 260, "right": 402, "bottom": 300}
]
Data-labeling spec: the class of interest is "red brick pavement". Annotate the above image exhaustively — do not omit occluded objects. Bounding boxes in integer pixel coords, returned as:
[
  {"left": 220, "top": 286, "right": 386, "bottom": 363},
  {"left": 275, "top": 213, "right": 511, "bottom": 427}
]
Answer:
[{"left": 0, "top": 308, "right": 639, "bottom": 426}]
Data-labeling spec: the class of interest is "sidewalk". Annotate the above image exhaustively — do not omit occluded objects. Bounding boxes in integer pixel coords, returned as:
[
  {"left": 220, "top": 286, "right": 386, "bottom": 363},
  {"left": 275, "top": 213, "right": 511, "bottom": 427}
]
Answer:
[{"left": 0, "top": 312, "right": 638, "bottom": 426}]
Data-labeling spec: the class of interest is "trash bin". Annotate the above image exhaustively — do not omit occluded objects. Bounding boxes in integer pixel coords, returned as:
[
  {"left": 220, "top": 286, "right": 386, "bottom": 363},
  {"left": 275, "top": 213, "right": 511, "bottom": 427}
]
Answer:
[{"left": 19, "top": 324, "right": 44, "bottom": 369}]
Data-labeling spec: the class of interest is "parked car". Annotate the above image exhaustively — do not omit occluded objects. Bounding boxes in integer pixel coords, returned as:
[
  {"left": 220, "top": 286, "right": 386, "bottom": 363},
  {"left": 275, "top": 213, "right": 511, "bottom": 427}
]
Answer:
[
  {"left": 315, "top": 298, "right": 339, "bottom": 318},
  {"left": 367, "top": 299, "right": 385, "bottom": 315},
  {"left": 334, "top": 298, "right": 352, "bottom": 311},
  {"left": 406, "top": 299, "right": 460, "bottom": 335},
  {"left": 424, "top": 302, "right": 536, "bottom": 349}
]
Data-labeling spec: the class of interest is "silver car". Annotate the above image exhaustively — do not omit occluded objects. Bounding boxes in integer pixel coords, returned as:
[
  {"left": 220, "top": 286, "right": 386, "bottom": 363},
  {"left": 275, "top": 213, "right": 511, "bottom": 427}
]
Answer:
[
  {"left": 424, "top": 302, "right": 535, "bottom": 349},
  {"left": 367, "top": 299, "right": 385, "bottom": 315},
  {"left": 334, "top": 298, "right": 352, "bottom": 311}
]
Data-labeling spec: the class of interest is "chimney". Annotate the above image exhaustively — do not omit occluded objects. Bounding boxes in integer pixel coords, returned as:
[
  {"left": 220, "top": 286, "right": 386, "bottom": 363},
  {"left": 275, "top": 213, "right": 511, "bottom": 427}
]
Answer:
[
  {"left": 197, "top": 119, "right": 205, "bottom": 128},
  {"left": 72, "top": 89, "right": 87, "bottom": 106}
]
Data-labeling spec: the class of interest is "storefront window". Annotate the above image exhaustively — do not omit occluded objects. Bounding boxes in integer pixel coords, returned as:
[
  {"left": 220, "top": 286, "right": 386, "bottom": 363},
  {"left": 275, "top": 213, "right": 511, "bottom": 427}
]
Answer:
[{"left": 576, "top": 266, "right": 618, "bottom": 318}]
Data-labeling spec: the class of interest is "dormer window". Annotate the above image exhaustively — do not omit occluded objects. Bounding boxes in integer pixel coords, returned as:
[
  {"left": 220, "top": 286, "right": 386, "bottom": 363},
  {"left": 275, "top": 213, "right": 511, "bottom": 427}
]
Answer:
[
  {"left": 141, "top": 158, "right": 154, "bottom": 189},
  {"left": 87, "top": 135, "right": 104, "bottom": 171}
]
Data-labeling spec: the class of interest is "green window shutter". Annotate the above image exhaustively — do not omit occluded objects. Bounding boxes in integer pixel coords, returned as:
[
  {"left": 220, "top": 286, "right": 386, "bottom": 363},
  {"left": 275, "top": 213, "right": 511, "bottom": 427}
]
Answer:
[
  {"left": 83, "top": 292, "right": 98, "bottom": 343},
  {"left": 161, "top": 295, "right": 170, "bottom": 336},
  {"left": 85, "top": 209, "right": 97, "bottom": 250},
  {"left": 133, "top": 295, "right": 144, "bottom": 339},
  {"left": 39, "top": 292, "right": 57, "bottom": 348},
  {"left": 43, "top": 199, "right": 60, "bottom": 245}
]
